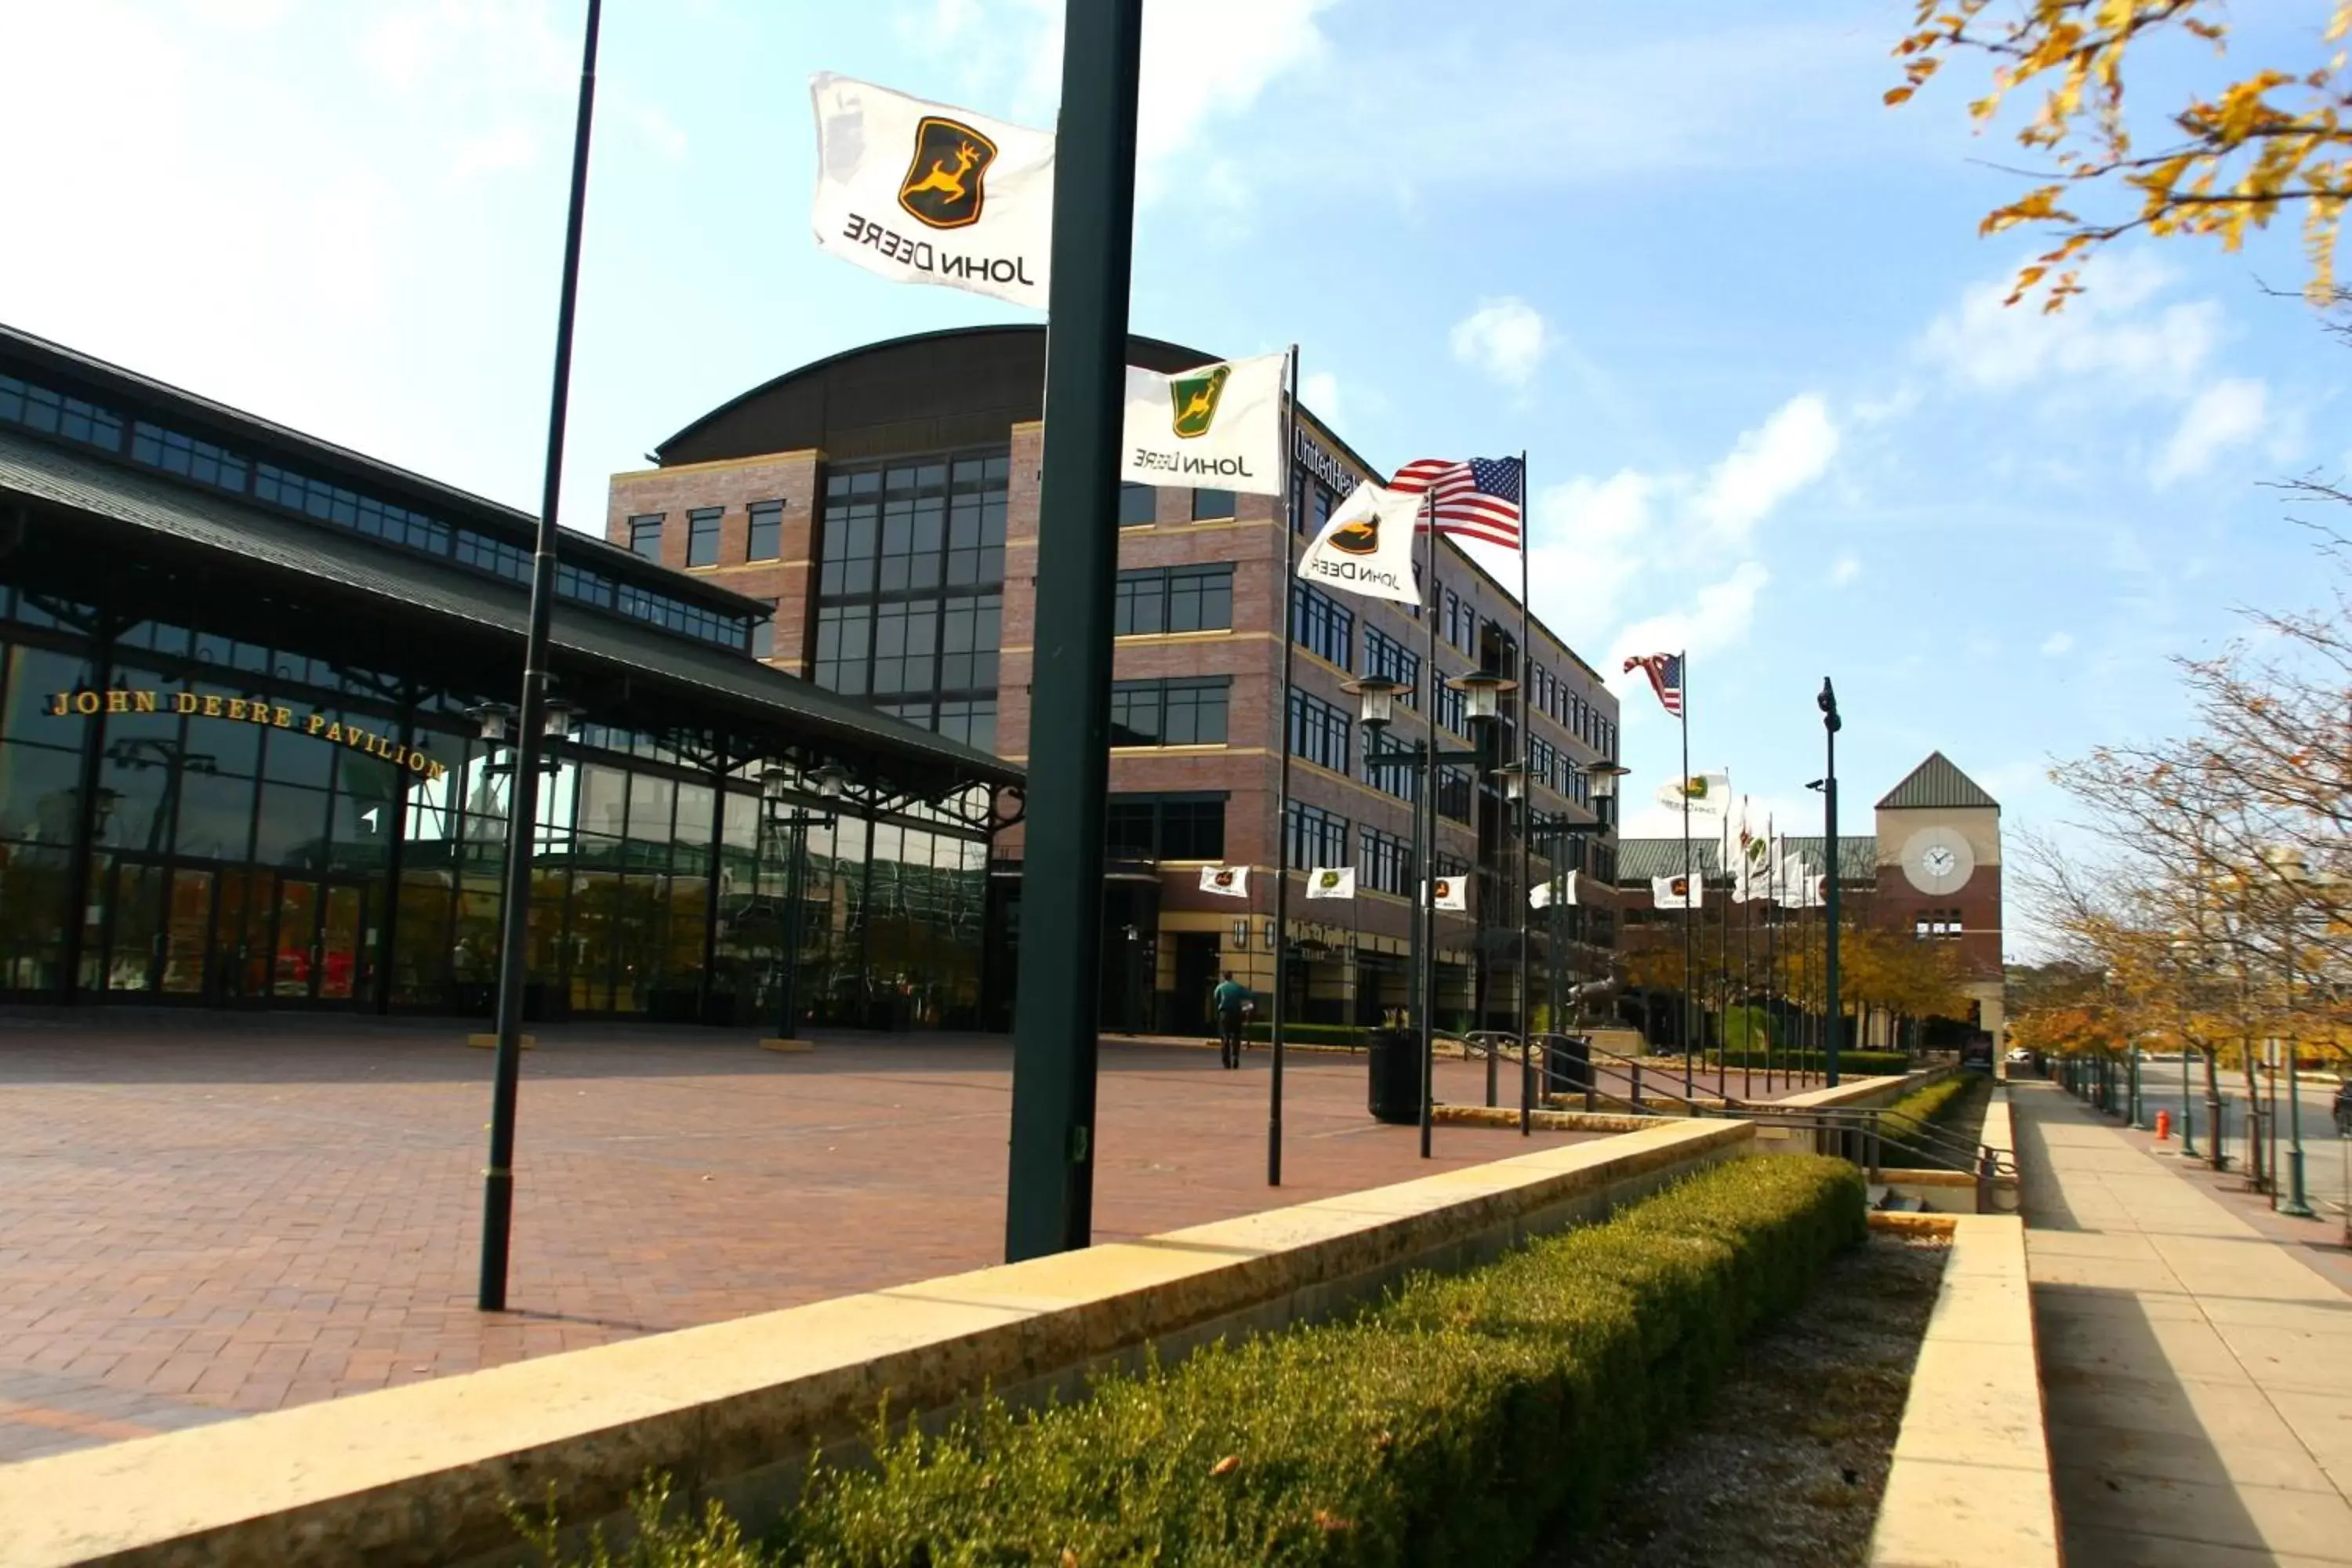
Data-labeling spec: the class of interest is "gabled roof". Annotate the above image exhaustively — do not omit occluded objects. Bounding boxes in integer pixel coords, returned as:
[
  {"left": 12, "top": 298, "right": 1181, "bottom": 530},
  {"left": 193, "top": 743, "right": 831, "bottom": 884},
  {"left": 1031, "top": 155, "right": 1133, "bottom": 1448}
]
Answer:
[
  {"left": 1877, "top": 752, "right": 1999, "bottom": 812},
  {"left": 1613, "top": 836, "right": 1877, "bottom": 883}
]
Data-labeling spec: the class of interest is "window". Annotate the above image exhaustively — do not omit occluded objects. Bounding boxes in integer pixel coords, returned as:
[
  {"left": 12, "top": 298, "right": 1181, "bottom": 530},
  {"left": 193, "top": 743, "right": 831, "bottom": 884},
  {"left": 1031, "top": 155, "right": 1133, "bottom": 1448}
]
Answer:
[
  {"left": 456, "top": 529, "right": 532, "bottom": 581},
  {"left": 253, "top": 463, "right": 450, "bottom": 553},
  {"left": 747, "top": 499, "right": 783, "bottom": 561},
  {"left": 1115, "top": 564, "right": 1232, "bottom": 635},
  {"left": 1109, "top": 677, "right": 1230, "bottom": 746},
  {"left": 1435, "top": 680, "right": 1465, "bottom": 736},
  {"left": 687, "top": 506, "right": 723, "bottom": 567},
  {"left": 1106, "top": 792, "right": 1227, "bottom": 859},
  {"left": 1361, "top": 728, "right": 1420, "bottom": 801},
  {"left": 1287, "top": 689, "right": 1351, "bottom": 774},
  {"left": 629, "top": 514, "right": 664, "bottom": 561},
  {"left": 938, "top": 697, "right": 997, "bottom": 753},
  {"left": 1118, "top": 483, "right": 1158, "bottom": 526},
  {"left": 1291, "top": 583, "right": 1352, "bottom": 670},
  {"left": 1285, "top": 800, "right": 1349, "bottom": 871},
  {"left": 750, "top": 601, "right": 778, "bottom": 660},
  {"left": 817, "top": 452, "right": 1008, "bottom": 707},
  {"left": 1363, "top": 626, "right": 1420, "bottom": 707},
  {"left": 1915, "top": 909, "right": 1964, "bottom": 938},
  {"left": 1290, "top": 469, "right": 1309, "bottom": 535},
  {"left": 0, "top": 372, "right": 122, "bottom": 449},
  {"left": 1192, "top": 487, "right": 1236, "bottom": 521},
  {"left": 1359, "top": 826, "right": 1412, "bottom": 896},
  {"left": 1530, "top": 736, "right": 1558, "bottom": 795},
  {"left": 1436, "top": 768, "right": 1472, "bottom": 824},
  {"left": 132, "top": 422, "right": 248, "bottom": 493}
]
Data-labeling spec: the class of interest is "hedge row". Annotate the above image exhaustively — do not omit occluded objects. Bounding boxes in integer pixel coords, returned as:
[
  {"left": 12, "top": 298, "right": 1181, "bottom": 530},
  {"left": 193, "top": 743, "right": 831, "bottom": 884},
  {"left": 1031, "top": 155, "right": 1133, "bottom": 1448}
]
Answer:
[
  {"left": 1714, "top": 1047, "right": 1910, "bottom": 1077},
  {"left": 550, "top": 1155, "right": 1866, "bottom": 1568},
  {"left": 1883, "top": 1073, "right": 1976, "bottom": 1131}
]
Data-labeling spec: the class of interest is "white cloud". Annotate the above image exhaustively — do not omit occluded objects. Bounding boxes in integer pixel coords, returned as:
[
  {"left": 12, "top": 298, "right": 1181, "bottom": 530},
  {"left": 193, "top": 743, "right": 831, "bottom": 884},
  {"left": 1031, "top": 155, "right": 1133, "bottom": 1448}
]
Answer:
[
  {"left": 1526, "top": 469, "right": 1655, "bottom": 611},
  {"left": 2152, "top": 377, "right": 2268, "bottom": 486},
  {"left": 1831, "top": 554, "right": 1861, "bottom": 586},
  {"left": 1301, "top": 369, "right": 1343, "bottom": 425},
  {"left": 1449, "top": 296, "right": 1548, "bottom": 389},
  {"left": 629, "top": 103, "right": 689, "bottom": 162},
  {"left": 448, "top": 122, "right": 537, "bottom": 183},
  {"left": 1918, "top": 252, "right": 2220, "bottom": 399},
  {"left": 1610, "top": 562, "right": 1772, "bottom": 675},
  {"left": 906, "top": 0, "right": 1334, "bottom": 208},
  {"left": 2039, "top": 631, "right": 2075, "bottom": 656},
  {"left": 1691, "top": 393, "right": 1838, "bottom": 544}
]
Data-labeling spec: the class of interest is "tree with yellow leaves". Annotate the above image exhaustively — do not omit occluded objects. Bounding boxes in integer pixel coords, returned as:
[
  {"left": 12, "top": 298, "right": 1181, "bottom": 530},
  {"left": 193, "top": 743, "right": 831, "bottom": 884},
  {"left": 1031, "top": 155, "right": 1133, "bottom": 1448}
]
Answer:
[{"left": 1891, "top": 2, "right": 2352, "bottom": 307}]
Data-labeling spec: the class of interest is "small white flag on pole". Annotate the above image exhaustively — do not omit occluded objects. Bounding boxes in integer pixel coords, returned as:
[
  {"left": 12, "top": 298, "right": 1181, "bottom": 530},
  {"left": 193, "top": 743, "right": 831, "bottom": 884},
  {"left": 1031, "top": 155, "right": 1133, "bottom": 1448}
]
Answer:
[
  {"left": 1305, "top": 866, "right": 1356, "bottom": 899},
  {"left": 1297, "top": 481, "right": 1424, "bottom": 606},
  {"left": 1120, "top": 355, "right": 1287, "bottom": 496},
  {"left": 1530, "top": 871, "right": 1578, "bottom": 909},
  {"left": 1653, "top": 873, "right": 1704, "bottom": 909},
  {"left": 1425, "top": 876, "right": 1468, "bottom": 912},
  {"left": 1773, "top": 855, "right": 1823, "bottom": 908},
  {"left": 808, "top": 73, "right": 1054, "bottom": 310},
  {"left": 1200, "top": 865, "right": 1250, "bottom": 898},
  {"left": 1655, "top": 772, "right": 1732, "bottom": 816}
]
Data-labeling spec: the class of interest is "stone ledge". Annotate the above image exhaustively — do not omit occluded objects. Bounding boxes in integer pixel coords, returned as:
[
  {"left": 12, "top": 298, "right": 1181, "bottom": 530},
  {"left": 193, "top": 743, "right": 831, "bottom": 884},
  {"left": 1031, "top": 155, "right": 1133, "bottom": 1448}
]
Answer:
[
  {"left": 1867, "top": 1213, "right": 2059, "bottom": 1568},
  {"left": 0, "top": 1121, "right": 1751, "bottom": 1568},
  {"left": 1434, "top": 1105, "right": 1654, "bottom": 1133}
]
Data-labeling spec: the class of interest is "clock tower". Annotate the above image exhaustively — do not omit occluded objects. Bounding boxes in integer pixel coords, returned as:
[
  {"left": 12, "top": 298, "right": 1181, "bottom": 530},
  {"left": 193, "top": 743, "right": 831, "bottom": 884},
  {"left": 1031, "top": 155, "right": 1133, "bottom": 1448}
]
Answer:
[{"left": 1874, "top": 753, "right": 2005, "bottom": 1045}]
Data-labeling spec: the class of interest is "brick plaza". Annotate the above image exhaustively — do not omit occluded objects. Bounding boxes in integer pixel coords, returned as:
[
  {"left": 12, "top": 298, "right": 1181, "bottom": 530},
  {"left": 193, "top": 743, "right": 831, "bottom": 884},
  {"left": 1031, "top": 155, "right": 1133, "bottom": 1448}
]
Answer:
[{"left": 0, "top": 1013, "right": 1611, "bottom": 1464}]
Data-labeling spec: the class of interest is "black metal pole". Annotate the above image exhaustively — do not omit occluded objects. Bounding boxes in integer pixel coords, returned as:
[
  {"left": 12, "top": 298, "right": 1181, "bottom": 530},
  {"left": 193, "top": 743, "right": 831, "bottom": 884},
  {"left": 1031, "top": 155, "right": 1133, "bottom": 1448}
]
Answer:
[
  {"left": 1269, "top": 345, "right": 1300, "bottom": 1188},
  {"left": 776, "top": 815, "right": 808, "bottom": 1039},
  {"left": 478, "top": 0, "right": 601, "bottom": 1314},
  {"left": 1419, "top": 505, "right": 1439, "bottom": 1159},
  {"left": 1004, "top": 0, "right": 1144, "bottom": 1263},
  {"left": 1680, "top": 653, "right": 1693, "bottom": 1096},
  {"left": 1820, "top": 677, "right": 1843, "bottom": 1089}
]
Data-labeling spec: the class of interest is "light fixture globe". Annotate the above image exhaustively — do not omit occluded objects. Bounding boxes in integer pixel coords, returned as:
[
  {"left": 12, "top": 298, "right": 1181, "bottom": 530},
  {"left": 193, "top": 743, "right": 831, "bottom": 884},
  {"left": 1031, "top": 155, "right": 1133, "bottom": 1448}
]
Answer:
[
  {"left": 540, "top": 697, "right": 580, "bottom": 741},
  {"left": 811, "top": 761, "right": 851, "bottom": 801},
  {"left": 1490, "top": 762, "right": 1530, "bottom": 802},
  {"left": 1584, "top": 760, "right": 1630, "bottom": 800},
  {"left": 1446, "top": 670, "right": 1515, "bottom": 724},
  {"left": 466, "top": 702, "right": 517, "bottom": 743},
  {"left": 1341, "top": 674, "right": 1406, "bottom": 731}
]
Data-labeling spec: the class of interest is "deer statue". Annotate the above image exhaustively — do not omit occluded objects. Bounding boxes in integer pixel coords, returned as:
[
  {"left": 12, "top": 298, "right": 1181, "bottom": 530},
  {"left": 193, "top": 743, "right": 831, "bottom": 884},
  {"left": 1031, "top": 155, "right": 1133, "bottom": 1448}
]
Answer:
[{"left": 905, "top": 142, "right": 979, "bottom": 204}]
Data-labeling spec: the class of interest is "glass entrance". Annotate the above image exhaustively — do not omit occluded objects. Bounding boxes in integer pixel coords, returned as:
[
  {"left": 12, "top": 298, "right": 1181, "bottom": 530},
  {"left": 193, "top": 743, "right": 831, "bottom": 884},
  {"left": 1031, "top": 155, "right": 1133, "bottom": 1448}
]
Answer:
[
  {"left": 267, "top": 874, "right": 375, "bottom": 1005},
  {"left": 158, "top": 867, "right": 212, "bottom": 996}
]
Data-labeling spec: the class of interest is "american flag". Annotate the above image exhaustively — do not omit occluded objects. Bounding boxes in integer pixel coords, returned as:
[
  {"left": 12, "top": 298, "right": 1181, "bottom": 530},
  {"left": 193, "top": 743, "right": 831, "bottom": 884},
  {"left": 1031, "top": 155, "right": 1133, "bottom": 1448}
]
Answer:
[
  {"left": 1623, "top": 652, "right": 1683, "bottom": 717},
  {"left": 1388, "top": 456, "right": 1524, "bottom": 550}
]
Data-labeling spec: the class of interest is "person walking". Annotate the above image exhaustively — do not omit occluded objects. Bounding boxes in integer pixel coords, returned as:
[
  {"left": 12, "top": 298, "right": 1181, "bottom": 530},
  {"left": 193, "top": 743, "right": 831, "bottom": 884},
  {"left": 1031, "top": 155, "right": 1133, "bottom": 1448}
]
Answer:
[{"left": 1212, "top": 971, "right": 1251, "bottom": 1069}]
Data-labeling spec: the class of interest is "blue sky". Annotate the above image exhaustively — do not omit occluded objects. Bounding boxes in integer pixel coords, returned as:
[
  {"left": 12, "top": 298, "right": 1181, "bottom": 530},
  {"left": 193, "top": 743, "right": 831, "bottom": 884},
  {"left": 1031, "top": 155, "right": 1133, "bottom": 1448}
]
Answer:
[{"left": 3, "top": 0, "right": 2342, "bottom": 945}]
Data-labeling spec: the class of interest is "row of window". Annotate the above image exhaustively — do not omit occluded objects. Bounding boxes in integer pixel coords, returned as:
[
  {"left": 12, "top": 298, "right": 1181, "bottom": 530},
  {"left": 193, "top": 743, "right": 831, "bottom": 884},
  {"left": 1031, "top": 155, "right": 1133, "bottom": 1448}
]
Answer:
[
  {"left": 811, "top": 595, "right": 1001, "bottom": 699},
  {"left": 1115, "top": 564, "right": 1232, "bottom": 636},
  {"left": 0, "top": 370, "right": 756, "bottom": 653},
  {"left": 1109, "top": 677, "right": 1229, "bottom": 747},
  {"left": 628, "top": 502, "right": 791, "bottom": 569},
  {"left": 1292, "top": 584, "right": 1352, "bottom": 669},
  {"left": 1119, "top": 484, "right": 1236, "bottom": 526},
  {"left": 1915, "top": 909, "right": 1964, "bottom": 938},
  {"left": 1106, "top": 792, "right": 1227, "bottom": 861},
  {"left": 1288, "top": 689, "right": 1351, "bottom": 775},
  {"left": 1284, "top": 800, "right": 1349, "bottom": 872}
]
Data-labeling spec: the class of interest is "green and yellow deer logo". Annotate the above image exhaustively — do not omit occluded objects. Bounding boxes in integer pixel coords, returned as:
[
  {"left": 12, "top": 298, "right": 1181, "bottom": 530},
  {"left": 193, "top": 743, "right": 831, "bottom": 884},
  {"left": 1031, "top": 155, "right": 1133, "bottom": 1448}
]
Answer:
[
  {"left": 898, "top": 116, "right": 998, "bottom": 230},
  {"left": 1169, "top": 363, "right": 1232, "bottom": 439}
]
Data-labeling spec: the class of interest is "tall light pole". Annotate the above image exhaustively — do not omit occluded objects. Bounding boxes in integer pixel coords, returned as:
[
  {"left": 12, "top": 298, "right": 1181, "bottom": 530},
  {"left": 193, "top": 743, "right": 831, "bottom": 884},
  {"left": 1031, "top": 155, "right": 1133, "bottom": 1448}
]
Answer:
[
  {"left": 1817, "top": 677, "right": 1842, "bottom": 1087},
  {"left": 1003, "top": 0, "right": 1145, "bottom": 1263},
  {"left": 478, "top": 0, "right": 601, "bottom": 1314}
]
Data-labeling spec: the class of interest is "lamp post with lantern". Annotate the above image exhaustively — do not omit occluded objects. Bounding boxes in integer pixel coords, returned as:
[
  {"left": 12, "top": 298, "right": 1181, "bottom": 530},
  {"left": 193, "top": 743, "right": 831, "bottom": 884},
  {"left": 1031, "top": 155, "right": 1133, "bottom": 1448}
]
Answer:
[{"left": 1513, "top": 759, "right": 1628, "bottom": 1135}]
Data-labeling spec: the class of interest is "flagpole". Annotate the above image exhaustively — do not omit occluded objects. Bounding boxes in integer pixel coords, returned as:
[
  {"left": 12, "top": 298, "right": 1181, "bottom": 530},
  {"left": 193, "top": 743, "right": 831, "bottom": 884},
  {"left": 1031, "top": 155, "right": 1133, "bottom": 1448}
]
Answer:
[
  {"left": 1719, "top": 793, "right": 1732, "bottom": 1100},
  {"left": 1739, "top": 801, "right": 1752, "bottom": 1100},
  {"left": 1268, "top": 345, "right": 1300, "bottom": 1187},
  {"left": 1419, "top": 489, "right": 1439, "bottom": 1160},
  {"left": 1764, "top": 812, "right": 1777, "bottom": 1094},
  {"left": 1515, "top": 448, "right": 1533, "bottom": 1138},
  {"left": 1679, "top": 650, "right": 1693, "bottom": 1098}
]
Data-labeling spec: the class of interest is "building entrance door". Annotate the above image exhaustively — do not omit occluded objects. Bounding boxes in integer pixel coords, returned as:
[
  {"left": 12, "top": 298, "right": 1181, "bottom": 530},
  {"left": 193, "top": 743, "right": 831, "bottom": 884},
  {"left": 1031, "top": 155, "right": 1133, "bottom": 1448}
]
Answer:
[
  {"left": 268, "top": 874, "right": 376, "bottom": 1006},
  {"left": 1171, "top": 931, "right": 1220, "bottom": 1037}
]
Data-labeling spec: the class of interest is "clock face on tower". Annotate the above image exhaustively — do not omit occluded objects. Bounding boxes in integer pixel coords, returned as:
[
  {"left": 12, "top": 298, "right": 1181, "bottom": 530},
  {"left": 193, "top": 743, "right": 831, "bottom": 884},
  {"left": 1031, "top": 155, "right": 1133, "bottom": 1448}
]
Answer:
[{"left": 1901, "top": 826, "right": 1975, "bottom": 895}]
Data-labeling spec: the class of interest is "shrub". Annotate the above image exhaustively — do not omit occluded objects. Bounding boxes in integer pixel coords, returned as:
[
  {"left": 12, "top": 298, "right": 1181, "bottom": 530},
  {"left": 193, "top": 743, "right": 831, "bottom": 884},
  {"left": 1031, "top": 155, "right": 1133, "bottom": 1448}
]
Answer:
[
  {"left": 1715, "top": 1048, "right": 1910, "bottom": 1078},
  {"left": 559, "top": 1156, "right": 1864, "bottom": 1568}
]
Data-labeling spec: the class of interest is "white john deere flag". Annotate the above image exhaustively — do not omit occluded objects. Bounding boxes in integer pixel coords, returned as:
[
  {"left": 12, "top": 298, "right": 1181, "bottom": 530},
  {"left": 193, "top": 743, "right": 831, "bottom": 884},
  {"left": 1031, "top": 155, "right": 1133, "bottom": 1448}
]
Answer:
[
  {"left": 1200, "top": 865, "right": 1250, "bottom": 898},
  {"left": 1652, "top": 873, "right": 1704, "bottom": 909},
  {"left": 1425, "top": 877, "right": 1468, "bottom": 912},
  {"left": 1530, "top": 872, "right": 1578, "bottom": 909},
  {"left": 809, "top": 73, "right": 1054, "bottom": 310},
  {"left": 1120, "top": 354, "right": 1286, "bottom": 495},
  {"left": 1298, "top": 481, "right": 1424, "bottom": 606},
  {"left": 1305, "top": 866, "right": 1356, "bottom": 900},
  {"left": 1774, "top": 855, "right": 1824, "bottom": 908},
  {"left": 1655, "top": 772, "right": 1732, "bottom": 816}
]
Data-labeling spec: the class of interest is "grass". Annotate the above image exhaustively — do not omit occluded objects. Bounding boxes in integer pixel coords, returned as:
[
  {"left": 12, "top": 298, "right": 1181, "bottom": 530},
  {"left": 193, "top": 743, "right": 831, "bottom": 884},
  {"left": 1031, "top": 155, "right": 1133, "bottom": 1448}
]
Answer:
[{"left": 525, "top": 1154, "right": 1866, "bottom": 1568}]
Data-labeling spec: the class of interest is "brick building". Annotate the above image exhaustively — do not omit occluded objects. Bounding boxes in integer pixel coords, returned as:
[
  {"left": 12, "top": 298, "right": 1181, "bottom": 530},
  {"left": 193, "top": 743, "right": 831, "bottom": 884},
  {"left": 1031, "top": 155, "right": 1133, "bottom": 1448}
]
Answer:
[{"left": 608, "top": 326, "right": 1624, "bottom": 1033}]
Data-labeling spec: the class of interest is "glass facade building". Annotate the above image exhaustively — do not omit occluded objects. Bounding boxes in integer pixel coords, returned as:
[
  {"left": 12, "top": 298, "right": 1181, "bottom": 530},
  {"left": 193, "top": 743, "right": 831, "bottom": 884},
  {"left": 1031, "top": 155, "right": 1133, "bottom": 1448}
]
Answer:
[{"left": 0, "top": 325, "right": 1014, "bottom": 1028}]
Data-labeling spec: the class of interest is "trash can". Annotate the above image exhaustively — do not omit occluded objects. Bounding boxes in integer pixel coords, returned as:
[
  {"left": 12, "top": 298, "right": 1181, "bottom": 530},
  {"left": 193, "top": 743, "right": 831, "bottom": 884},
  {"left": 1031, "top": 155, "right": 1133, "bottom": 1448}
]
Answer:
[
  {"left": 1544, "top": 1033, "right": 1592, "bottom": 1097},
  {"left": 1368, "top": 1027, "right": 1424, "bottom": 1124}
]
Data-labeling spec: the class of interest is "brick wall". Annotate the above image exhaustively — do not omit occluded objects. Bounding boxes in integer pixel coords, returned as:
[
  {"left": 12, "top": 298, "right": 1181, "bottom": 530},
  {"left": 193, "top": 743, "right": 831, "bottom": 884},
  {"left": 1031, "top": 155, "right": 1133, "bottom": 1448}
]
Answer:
[{"left": 605, "top": 452, "right": 821, "bottom": 675}]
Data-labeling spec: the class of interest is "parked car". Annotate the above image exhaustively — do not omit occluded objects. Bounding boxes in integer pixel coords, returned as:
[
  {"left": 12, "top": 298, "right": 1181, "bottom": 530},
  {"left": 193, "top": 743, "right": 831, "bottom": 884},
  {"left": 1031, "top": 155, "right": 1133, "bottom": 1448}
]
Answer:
[{"left": 2005, "top": 1046, "right": 2034, "bottom": 1065}]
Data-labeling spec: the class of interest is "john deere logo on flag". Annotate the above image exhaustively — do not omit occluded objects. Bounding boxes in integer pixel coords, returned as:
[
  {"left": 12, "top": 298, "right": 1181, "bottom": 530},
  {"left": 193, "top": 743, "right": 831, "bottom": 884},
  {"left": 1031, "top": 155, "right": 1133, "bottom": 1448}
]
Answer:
[
  {"left": 1327, "top": 512, "right": 1379, "bottom": 556},
  {"left": 898, "top": 116, "right": 997, "bottom": 230},
  {"left": 1434, "top": 879, "right": 1453, "bottom": 900},
  {"left": 1169, "top": 365, "right": 1231, "bottom": 439},
  {"left": 1213, "top": 869, "right": 1236, "bottom": 888},
  {"left": 1670, "top": 876, "right": 1690, "bottom": 898},
  {"left": 1317, "top": 869, "right": 1342, "bottom": 891}
]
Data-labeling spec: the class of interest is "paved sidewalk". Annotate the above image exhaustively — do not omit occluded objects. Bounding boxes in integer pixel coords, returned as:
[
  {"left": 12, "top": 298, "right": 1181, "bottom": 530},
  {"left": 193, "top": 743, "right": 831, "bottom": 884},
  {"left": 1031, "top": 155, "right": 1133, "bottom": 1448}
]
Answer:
[{"left": 2013, "top": 1082, "right": 2352, "bottom": 1564}]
